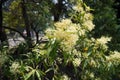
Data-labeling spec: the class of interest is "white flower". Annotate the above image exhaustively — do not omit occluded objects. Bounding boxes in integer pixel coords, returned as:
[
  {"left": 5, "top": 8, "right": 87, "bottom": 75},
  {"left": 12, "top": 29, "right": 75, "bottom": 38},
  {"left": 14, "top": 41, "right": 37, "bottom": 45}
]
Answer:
[
  {"left": 89, "top": 72, "right": 94, "bottom": 78},
  {"left": 54, "top": 19, "right": 71, "bottom": 30},
  {"left": 82, "top": 20, "right": 95, "bottom": 31},
  {"left": 106, "top": 51, "right": 120, "bottom": 61},
  {"left": 73, "top": 58, "right": 81, "bottom": 67},
  {"left": 10, "top": 62, "right": 20, "bottom": 74},
  {"left": 60, "top": 74, "right": 70, "bottom": 80},
  {"left": 86, "top": 6, "right": 91, "bottom": 11},
  {"left": 84, "top": 13, "right": 93, "bottom": 20},
  {"left": 61, "top": 33, "right": 78, "bottom": 51},
  {"left": 66, "top": 24, "right": 79, "bottom": 33},
  {"left": 96, "top": 36, "right": 111, "bottom": 45},
  {"left": 73, "top": 4, "right": 84, "bottom": 12},
  {"left": 78, "top": 29, "right": 85, "bottom": 36},
  {"left": 46, "top": 19, "right": 79, "bottom": 52},
  {"left": 45, "top": 28, "right": 55, "bottom": 38}
]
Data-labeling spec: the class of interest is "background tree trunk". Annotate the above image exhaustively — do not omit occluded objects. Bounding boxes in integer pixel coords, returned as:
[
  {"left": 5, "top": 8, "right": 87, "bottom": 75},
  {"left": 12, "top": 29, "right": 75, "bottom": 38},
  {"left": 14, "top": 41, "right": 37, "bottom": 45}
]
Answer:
[
  {"left": 53, "top": 0, "right": 64, "bottom": 22},
  {"left": 0, "top": 0, "right": 7, "bottom": 43},
  {"left": 21, "top": 0, "right": 32, "bottom": 47}
]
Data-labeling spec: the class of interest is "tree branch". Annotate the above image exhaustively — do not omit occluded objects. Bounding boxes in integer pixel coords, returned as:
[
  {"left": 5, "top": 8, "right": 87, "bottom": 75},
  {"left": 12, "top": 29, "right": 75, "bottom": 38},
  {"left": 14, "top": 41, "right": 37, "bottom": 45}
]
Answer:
[{"left": 3, "top": 26, "right": 26, "bottom": 39}]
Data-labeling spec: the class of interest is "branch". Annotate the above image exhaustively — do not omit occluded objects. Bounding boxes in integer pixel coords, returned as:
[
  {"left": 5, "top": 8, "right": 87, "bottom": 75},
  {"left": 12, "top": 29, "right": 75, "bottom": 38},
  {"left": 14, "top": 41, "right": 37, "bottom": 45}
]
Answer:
[{"left": 3, "top": 26, "right": 26, "bottom": 39}]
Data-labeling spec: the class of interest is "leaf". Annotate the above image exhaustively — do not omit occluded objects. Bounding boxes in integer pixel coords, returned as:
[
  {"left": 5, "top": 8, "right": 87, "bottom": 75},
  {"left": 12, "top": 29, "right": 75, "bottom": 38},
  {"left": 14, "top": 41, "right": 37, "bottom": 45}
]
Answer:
[
  {"left": 36, "top": 70, "right": 41, "bottom": 80},
  {"left": 47, "top": 40, "right": 59, "bottom": 59},
  {"left": 45, "top": 68, "right": 53, "bottom": 73},
  {"left": 83, "top": 59, "right": 88, "bottom": 70},
  {"left": 24, "top": 69, "right": 35, "bottom": 80}
]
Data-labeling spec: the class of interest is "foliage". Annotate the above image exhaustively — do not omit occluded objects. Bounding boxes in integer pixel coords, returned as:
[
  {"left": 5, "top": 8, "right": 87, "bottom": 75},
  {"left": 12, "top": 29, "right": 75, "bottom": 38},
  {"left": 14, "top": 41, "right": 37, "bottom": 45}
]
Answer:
[
  {"left": 1, "top": 1, "right": 120, "bottom": 80},
  {"left": 3, "top": 0, "right": 24, "bottom": 28},
  {"left": 3, "top": 0, "right": 53, "bottom": 45},
  {"left": 83, "top": 0, "right": 120, "bottom": 51},
  {"left": 0, "top": 46, "right": 9, "bottom": 68}
]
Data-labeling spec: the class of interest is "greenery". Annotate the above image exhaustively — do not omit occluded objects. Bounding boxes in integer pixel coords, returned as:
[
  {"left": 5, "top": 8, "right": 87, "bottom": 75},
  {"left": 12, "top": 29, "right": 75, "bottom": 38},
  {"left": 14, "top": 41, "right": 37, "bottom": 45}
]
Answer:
[
  {"left": 83, "top": 0, "right": 120, "bottom": 51},
  {"left": 0, "top": 0, "right": 120, "bottom": 80}
]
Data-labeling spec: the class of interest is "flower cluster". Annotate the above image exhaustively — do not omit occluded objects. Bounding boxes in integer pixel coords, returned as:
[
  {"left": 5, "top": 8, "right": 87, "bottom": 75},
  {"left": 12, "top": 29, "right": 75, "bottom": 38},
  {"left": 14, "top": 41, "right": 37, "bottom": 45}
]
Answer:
[
  {"left": 72, "top": 58, "right": 81, "bottom": 67},
  {"left": 73, "top": 3, "right": 84, "bottom": 12},
  {"left": 60, "top": 74, "right": 70, "bottom": 80},
  {"left": 82, "top": 20, "right": 95, "bottom": 31},
  {"left": 96, "top": 36, "right": 111, "bottom": 45},
  {"left": 46, "top": 19, "right": 79, "bottom": 52},
  {"left": 10, "top": 62, "right": 20, "bottom": 74},
  {"left": 106, "top": 51, "right": 120, "bottom": 62},
  {"left": 72, "top": 2, "right": 94, "bottom": 31},
  {"left": 95, "top": 36, "right": 111, "bottom": 50}
]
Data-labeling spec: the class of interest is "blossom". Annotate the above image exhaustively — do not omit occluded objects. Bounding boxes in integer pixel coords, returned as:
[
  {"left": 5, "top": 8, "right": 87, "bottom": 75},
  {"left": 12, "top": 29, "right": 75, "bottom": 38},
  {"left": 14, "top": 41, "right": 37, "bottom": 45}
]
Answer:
[
  {"left": 45, "top": 28, "right": 55, "bottom": 38},
  {"left": 10, "top": 62, "right": 20, "bottom": 74},
  {"left": 82, "top": 20, "right": 95, "bottom": 31},
  {"left": 73, "top": 58, "right": 81, "bottom": 67},
  {"left": 106, "top": 51, "right": 120, "bottom": 61},
  {"left": 60, "top": 74, "right": 70, "bottom": 80},
  {"left": 66, "top": 24, "right": 79, "bottom": 33},
  {"left": 54, "top": 19, "right": 71, "bottom": 30},
  {"left": 89, "top": 72, "right": 94, "bottom": 78},
  {"left": 85, "top": 6, "right": 91, "bottom": 11},
  {"left": 60, "top": 32, "right": 79, "bottom": 51},
  {"left": 73, "top": 4, "right": 84, "bottom": 12},
  {"left": 78, "top": 29, "right": 85, "bottom": 36},
  {"left": 46, "top": 19, "right": 79, "bottom": 52},
  {"left": 96, "top": 36, "right": 111, "bottom": 45},
  {"left": 84, "top": 13, "right": 93, "bottom": 20}
]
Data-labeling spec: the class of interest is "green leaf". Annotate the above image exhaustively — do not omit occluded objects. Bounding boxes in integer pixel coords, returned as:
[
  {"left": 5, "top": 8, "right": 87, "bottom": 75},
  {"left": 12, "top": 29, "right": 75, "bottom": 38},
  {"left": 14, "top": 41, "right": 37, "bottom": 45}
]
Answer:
[
  {"left": 36, "top": 70, "right": 41, "bottom": 80},
  {"left": 48, "top": 40, "right": 59, "bottom": 59},
  {"left": 24, "top": 69, "right": 35, "bottom": 80},
  {"left": 83, "top": 59, "right": 88, "bottom": 70},
  {"left": 45, "top": 68, "right": 53, "bottom": 73}
]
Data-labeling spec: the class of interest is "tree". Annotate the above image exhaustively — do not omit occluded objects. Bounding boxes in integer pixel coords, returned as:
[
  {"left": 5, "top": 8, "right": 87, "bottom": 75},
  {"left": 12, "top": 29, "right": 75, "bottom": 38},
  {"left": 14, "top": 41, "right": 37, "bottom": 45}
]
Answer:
[
  {"left": 83, "top": 0, "right": 120, "bottom": 51},
  {"left": 0, "top": 0, "right": 8, "bottom": 43},
  {"left": 21, "top": 0, "right": 32, "bottom": 47},
  {"left": 0, "top": 0, "right": 120, "bottom": 80},
  {"left": 3, "top": 0, "right": 53, "bottom": 46}
]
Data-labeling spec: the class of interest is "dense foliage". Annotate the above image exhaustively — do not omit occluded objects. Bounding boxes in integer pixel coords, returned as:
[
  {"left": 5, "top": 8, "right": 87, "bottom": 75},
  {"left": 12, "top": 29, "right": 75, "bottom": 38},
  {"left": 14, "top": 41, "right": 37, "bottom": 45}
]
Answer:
[
  {"left": 83, "top": 0, "right": 120, "bottom": 51},
  {"left": 0, "top": 0, "right": 120, "bottom": 80}
]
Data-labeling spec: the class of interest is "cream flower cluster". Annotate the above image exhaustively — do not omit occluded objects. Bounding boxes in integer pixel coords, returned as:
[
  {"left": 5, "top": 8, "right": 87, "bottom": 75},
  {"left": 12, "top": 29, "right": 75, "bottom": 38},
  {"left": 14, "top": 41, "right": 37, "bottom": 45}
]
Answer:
[
  {"left": 94, "top": 36, "right": 112, "bottom": 50},
  {"left": 72, "top": 58, "right": 81, "bottom": 67},
  {"left": 96, "top": 36, "right": 111, "bottom": 45},
  {"left": 106, "top": 51, "right": 120, "bottom": 62},
  {"left": 82, "top": 20, "right": 95, "bottom": 31},
  {"left": 10, "top": 62, "right": 20, "bottom": 74},
  {"left": 46, "top": 19, "right": 79, "bottom": 52},
  {"left": 46, "top": 2, "right": 95, "bottom": 52},
  {"left": 82, "top": 11, "right": 95, "bottom": 31},
  {"left": 73, "top": 2, "right": 95, "bottom": 31},
  {"left": 73, "top": 4, "right": 84, "bottom": 12},
  {"left": 60, "top": 74, "right": 70, "bottom": 80}
]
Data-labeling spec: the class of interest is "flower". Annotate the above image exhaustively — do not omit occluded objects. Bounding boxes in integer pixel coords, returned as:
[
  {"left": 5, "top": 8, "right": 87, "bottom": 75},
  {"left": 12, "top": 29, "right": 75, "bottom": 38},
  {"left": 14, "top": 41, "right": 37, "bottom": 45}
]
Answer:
[
  {"left": 96, "top": 36, "right": 111, "bottom": 45},
  {"left": 82, "top": 20, "right": 95, "bottom": 31},
  {"left": 85, "top": 6, "right": 91, "bottom": 11},
  {"left": 84, "top": 13, "right": 93, "bottom": 20},
  {"left": 46, "top": 19, "right": 79, "bottom": 52},
  {"left": 73, "top": 4, "right": 84, "bottom": 12},
  {"left": 60, "top": 74, "right": 70, "bottom": 80},
  {"left": 45, "top": 28, "right": 55, "bottom": 38},
  {"left": 78, "top": 29, "right": 85, "bottom": 36},
  {"left": 73, "top": 58, "right": 81, "bottom": 67},
  {"left": 10, "top": 62, "right": 20, "bottom": 74},
  {"left": 54, "top": 19, "right": 71, "bottom": 30},
  {"left": 106, "top": 51, "right": 120, "bottom": 61},
  {"left": 89, "top": 72, "right": 94, "bottom": 78},
  {"left": 60, "top": 32, "right": 79, "bottom": 51}
]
